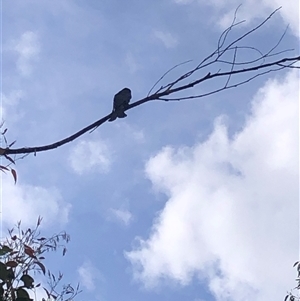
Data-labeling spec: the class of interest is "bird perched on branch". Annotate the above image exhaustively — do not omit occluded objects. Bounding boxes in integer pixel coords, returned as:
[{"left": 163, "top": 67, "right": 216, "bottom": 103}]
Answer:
[{"left": 108, "top": 88, "right": 132, "bottom": 122}]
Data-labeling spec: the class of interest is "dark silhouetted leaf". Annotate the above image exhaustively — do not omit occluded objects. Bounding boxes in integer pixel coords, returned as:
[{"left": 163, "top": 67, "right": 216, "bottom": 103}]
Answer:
[
  {"left": 7, "top": 268, "right": 14, "bottom": 280},
  {"left": 284, "top": 295, "right": 289, "bottom": 301},
  {"left": 37, "top": 216, "right": 43, "bottom": 226},
  {"left": 6, "top": 261, "right": 18, "bottom": 268},
  {"left": 43, "top": 287, "right": 50, "bottom": 298},
  {"left": 0, "top": 246, "right": 13, "bottom": 255},
  {"left": 0, "top": 262, "right": 8, "bottom": 281},
  {"left": 16, "top": 288, "right": 30, "bottom": 299},
  {"left": 4, "top": 154, "right": 15, "bottom": 164},
  {"left": 35, "top": 261, "right": 46, "bottom": 275},
  {"left": 11, "top": 169, "right": 17, "bottom": 184},
  {"left": 8, "top": 140, "right": 16, "bottom": 148},
  {"left": 24, "top": 246, "right": 35, "bottom": 258},
  {"left": 21, "top": 274, "right": 34, "bottom": 288}
]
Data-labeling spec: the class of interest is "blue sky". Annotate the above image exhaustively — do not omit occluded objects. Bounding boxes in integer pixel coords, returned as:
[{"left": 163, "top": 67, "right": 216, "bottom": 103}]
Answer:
[{"left": 0, "top": 1, "right": 299, "bottom": 301}]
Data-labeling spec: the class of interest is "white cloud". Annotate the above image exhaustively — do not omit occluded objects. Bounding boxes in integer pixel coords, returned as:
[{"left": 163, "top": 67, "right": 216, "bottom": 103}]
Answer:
[
  {"left": 1, "top": 176, "right": 71, "bottom": 228},
  {"left": 109, "top": 208, "right": 133, "bottom": 226},
  {"left": 153, "top": 30, "right": 178, "bottom": 49},
  {"left": 12, "top": 31, "right": 40, "bottom": 76},
  {"left": 116, "top": 122, "right": 145, "bottom": 144},
  {"left": 1, "top": 90, "right": 25, "bottom": 125},
  {"left": 197, "top": 0, "right": 299, "bottom": 37},
  {"left": 68, "top": 139, "right": 111, "bottom": 175},
  {"left": 78, "top": 260, "right": 104, "bottom": 291},
  {"left": 126, "top": 70, "right": 299, "bottom": 300}
]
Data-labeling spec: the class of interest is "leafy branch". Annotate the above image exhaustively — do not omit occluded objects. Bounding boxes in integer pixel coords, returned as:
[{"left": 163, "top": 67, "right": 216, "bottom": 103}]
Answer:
[{"left": 0, "top": 217, "right": 80, "bottom": 301}]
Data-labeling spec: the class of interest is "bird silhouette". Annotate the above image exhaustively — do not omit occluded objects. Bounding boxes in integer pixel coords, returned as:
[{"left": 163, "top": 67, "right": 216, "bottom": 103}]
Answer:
[{"left": 108, "top": 88, "right": 132, "bottom": 122}]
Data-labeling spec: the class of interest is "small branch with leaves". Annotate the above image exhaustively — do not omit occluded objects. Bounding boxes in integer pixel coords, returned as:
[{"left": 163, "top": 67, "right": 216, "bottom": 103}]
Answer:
[{"left": 0, "top": 217, "right": 80, "bottom": 301}]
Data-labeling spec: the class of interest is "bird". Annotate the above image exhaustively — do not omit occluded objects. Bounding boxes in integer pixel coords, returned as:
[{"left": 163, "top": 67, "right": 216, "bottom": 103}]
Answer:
[{"left": 108, "top": 88, "right": 132, "bottom": 122}]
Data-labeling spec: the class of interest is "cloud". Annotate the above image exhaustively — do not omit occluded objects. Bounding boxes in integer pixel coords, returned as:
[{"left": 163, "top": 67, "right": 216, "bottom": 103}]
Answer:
[
  {"left": 77, "top": 260, "right": 104, "bottom": 291},
  {"left": 109, "top": 208, "right": 133, "bottom": 226},
  {"left": 1, "top": 176, "right": 71, "bottom": 228},
  {"left": 196, "top": 0, "right": 299, "bottom": 37},
  {"left": 126, "top": 70, "right": 299, "bottom": 300},
  {"left": 68, "top": 139, "right": 112, "bottom": 175},
  {"left": 1, "top": 90, "right": 24, "bottom": 124},
  {"left": 153, "top": 30, "right": 178, "bottom": 49},
  {"left": 12, "top": 31, "right": 40, "bottom": 76}
]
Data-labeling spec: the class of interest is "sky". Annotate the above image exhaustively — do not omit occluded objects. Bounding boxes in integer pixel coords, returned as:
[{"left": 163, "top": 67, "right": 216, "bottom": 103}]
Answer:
[{"left": 0, "top": 1, "right": 299, "bottom": 301}]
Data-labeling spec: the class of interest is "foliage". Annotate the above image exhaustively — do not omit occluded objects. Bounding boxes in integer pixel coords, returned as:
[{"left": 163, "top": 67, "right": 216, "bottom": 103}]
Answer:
[
  {"left": 285, "top": 261, "right": 300, "bottom": 301},
  {"left": 0, "top": 217, "right": 80, "bottom": 301},
  {"left": 0, "top": 122, "right": 18, "bottom": 184}
]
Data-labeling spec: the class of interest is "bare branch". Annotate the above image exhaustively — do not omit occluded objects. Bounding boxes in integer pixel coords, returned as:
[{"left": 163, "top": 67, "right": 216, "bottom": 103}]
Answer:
[
  {"left": 1, "top": 7, "right": 299, "bottom": 159},
  {"left": 147, "top": 60, "right": 192, "bottom": 96}
]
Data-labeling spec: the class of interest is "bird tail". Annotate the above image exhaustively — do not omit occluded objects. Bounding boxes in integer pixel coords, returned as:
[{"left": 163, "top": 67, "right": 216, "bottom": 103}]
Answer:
[
  {"left": 108, "top": 111, "right": 117, "bottom": 122},
  {"left": 108, "top": 109, "right": 127, "bottom": 121}
]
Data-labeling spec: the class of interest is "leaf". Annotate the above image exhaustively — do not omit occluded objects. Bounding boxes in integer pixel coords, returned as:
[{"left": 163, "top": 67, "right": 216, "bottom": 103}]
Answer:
[
  {"left": 43, "top": 287, "right": 50, "bottom": 298},
  {"left": 0, "top": 165, "right": 9, "bottom": 171},
  {"left": 16, "top": 288, "right": 30, "bottom": 298},
  {"left": 63, "top": 247, "right": 67, "bottom": 256},
  {"left": 1, "top": 128, "right": 7, "bottom": 135},
  {"left": 284, "top": 295, "right": 289, "bottom": 301},
  {"left": 0, "top": 262, "right": 8, "bottom": 281},
  {"left": 11, "top": 235, "right": 17, "bottom": 241},
  {"left": 24, "top": 246, "right": 35, "bottom": 258},
  {"left": 7, "top": 268, "right": 14, "bottom": 280},
  {"left": 35, "top": 261, "right": 46, "bottom": 275},
  {"left": 11, "top": 168, "right": 17, "bottom": 184},
  {"left": 8, "top": 140, "right": 16, "bottom": 148},
  {"left": 20, "top": 274, "right": 34, "bottom": 288},
  {"left": 37, "top": 216, "right": 43, "bottom": 227},
  {"left": 293, "top": 261, "right": 299, "bottom": 267},
  {"left": 6, "top": 261, "right": 18, "bottom": 268},
  {"left": 4, "top": 154, "right": 15, "bottom": 164},
  {"left": 0, "top": 245, "right": 13, "bottom": 255}
]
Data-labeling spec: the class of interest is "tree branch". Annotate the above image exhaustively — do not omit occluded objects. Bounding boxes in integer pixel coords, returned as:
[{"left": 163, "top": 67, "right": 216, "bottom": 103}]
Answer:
[{"left": 1, "top": 7, "right": 299, "bottom": 158}]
